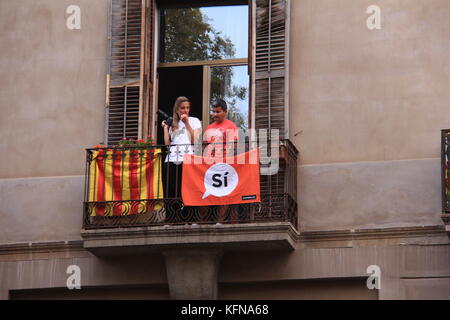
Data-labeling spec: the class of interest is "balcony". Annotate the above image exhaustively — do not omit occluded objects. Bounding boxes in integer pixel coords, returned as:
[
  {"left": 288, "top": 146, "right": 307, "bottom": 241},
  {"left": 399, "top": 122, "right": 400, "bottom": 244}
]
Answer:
[
  {"left": 81, "top": 139, "right": 299, "bottom": 256},
  {"left": 442, "top": 129, "right": 450, "bottom": 235}
]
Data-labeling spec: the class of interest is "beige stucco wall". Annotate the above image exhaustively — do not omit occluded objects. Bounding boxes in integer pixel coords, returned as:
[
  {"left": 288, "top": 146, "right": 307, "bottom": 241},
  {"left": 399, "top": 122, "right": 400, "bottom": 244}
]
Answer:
[
  {"left": 290, "top": 0, "right": 450, "bottom": 165},
  {"left": 0, "top": 158, "right": 442, "bottom": 244},
  {"left": 0, "top": 0, "right": 448, "bottom": 272},
  {"left": 289, "top": 0, "right": 449, "bottom": 232},
  {"left": 0, "top": 0, "right": 107, "bottom": 179},
  {"left": 2, "top": 1, "right": 448, "bottom": 175},
  {"left": 0, "top": 0, "right": 449, "bottom": 301},
  {"left": 298, "top": 158, "right": 443, "bottom": 231},
  {"left": 1, "top": 238, "right": 449, "bottom": 299},
  {"left": 0, "top": 176, "right": 84, "bottom": 243},
  {"left": 1, "top": 2, "right": 449, "bottom": 174}
]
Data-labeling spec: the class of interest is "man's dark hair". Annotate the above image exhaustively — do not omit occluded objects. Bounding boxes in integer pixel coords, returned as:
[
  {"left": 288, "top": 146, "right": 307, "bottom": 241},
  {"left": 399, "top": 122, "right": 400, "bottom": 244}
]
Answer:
[{"left": 212, "top": 98, "right": 228, "bottom": 112}]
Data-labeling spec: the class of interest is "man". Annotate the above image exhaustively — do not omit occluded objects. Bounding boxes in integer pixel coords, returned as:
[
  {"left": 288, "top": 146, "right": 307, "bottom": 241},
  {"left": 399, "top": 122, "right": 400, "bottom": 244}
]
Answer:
[
  {"left": 204, "top": 99, "right": 238, "bottom": 159},
  {"left": 203, "top": 99, "right": 239, "bottom": 224}
]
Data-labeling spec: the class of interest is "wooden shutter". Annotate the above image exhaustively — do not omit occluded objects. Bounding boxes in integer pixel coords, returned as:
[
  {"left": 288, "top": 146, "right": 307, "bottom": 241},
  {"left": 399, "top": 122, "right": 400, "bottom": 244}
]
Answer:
[
  {"left": 106, "top": 0, "right": 155, "bottom": 145},
  {"left": 253, "top": 0, "right": 290, "bottom": 218},
  {"left": 254, "top": 0, "right": 290, "bottom": 139}
]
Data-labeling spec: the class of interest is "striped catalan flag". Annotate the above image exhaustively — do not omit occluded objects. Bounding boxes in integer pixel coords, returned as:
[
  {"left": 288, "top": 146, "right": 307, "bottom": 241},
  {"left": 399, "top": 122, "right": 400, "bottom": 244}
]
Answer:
[{"left": 88, "top": 148, "right": 164, "bottom": 216}]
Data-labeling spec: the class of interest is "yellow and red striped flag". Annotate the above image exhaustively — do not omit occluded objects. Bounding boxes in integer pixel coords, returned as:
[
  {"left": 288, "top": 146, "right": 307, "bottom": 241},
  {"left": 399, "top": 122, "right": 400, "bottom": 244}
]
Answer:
[{"left": 88, "top": 148, "right": 164, "bottom": 216}]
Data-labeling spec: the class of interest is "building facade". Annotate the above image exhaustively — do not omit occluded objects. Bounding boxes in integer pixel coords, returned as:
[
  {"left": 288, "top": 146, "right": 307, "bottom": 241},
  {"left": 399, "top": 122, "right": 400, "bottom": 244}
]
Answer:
[{"left": 0, "top": 0, "right": 449, "bottom": 300}]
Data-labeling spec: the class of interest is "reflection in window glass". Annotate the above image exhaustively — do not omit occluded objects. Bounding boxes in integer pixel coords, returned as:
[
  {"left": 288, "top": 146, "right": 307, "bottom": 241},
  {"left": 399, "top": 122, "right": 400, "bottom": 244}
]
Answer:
[
  {"left": 210, "top": 65, "right": 249, "bottom": 131},
  {"left": 160, "top": 5, "right": 248, "bottom": 63}
]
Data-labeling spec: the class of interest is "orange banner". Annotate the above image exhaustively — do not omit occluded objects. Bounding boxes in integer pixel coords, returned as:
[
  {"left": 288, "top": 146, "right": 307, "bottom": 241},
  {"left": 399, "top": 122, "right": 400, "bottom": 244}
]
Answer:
[{"left": 182, "top": 149, "right": 260, "bottom": 206}]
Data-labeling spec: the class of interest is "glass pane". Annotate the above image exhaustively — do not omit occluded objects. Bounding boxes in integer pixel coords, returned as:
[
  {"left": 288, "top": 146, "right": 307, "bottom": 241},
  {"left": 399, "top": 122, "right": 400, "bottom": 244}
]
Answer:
[
  {"left": 210, "top": 65, "right": 249, "bottom": 131},
  {"left": 160, "top": 5, "right": 248, "bottom": 63}
]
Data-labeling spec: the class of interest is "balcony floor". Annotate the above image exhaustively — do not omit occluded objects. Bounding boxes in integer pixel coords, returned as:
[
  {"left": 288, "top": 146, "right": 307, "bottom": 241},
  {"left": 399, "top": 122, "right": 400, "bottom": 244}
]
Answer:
[{"left": 81, "top": 222, "right": 299, "bottom": 256}]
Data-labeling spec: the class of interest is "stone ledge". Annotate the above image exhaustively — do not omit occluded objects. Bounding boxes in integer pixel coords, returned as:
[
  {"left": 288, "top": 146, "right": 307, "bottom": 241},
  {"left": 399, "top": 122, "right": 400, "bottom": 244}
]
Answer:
[
  {"left": 0, "top": 240, "right": 84, "bottom": 255},
  {"left": 81, "top": 222, "right": 299, "bottom": 256},
  {"left": 2, "top": 225, "right": 446, "bottom": 257},
  {"left": 300, "top": 225, "right": 446, "bottom": 242}
]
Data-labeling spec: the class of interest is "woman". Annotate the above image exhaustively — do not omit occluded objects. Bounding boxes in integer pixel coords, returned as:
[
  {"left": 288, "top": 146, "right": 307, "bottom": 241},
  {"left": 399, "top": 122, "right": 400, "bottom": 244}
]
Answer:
[{"left": 161, "top": 97, "right": 202, "bottom": 211}]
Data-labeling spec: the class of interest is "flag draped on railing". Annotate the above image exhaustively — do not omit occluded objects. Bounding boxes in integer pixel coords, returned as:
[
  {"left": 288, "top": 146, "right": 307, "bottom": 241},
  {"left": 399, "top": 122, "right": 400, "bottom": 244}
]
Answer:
[{"left": 88, "top": 148, "right": 164, "bottom": 216}]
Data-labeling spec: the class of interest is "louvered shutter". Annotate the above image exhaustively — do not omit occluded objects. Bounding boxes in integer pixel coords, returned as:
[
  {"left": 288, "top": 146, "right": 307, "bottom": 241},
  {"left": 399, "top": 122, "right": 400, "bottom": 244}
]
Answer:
[
  {"left": 254, "top": 0, "right": 290, "bottom": 219},
  {"left": 254, "top": 0, "right": 290, "bottom": 139},
  {"left": 106, "top": 0, "right": 154, "bottom": 145}
]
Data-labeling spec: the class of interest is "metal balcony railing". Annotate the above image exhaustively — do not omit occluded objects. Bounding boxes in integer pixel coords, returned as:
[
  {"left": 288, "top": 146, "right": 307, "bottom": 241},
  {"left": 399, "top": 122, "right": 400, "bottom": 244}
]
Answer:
[
  {"left": 82, "top": 139, "right": 298, "bottom": 230},
  {"left": 442, "top": 129, "right": 450, "bottom": 214}
]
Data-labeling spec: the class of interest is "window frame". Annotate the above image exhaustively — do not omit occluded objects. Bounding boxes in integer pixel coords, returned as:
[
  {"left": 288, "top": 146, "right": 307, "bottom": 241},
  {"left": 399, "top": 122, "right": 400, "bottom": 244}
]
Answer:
[
  {"left": 104, "top": 0, "right": 290, "bottom": 145},
  {"left": 153, "top": 2, "right": 251, "bottom": 134}
]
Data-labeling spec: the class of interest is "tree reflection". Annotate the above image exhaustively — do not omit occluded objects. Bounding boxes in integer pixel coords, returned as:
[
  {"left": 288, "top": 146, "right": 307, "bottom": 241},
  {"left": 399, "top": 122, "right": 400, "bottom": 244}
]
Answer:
[
  {"left": 161, "top": 8, "right": 235, "bottom": 62},
  {"left": 211, "top": 66, "right": 248, "bottom": 131}
]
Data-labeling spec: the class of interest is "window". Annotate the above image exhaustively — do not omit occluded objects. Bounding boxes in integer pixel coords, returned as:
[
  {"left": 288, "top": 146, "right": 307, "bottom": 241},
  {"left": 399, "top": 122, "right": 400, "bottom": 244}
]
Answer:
[
  {"left": 104, "top": 0, "right": 290, "bottom": 145},
  {"left": 157, "top": 3, "right": 249, "bottom": 136}
]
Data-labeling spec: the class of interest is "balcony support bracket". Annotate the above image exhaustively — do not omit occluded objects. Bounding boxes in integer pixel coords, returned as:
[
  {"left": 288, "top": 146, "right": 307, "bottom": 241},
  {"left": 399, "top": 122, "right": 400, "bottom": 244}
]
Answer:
[{"left": 163, "top": 248, "right": 223, "bottom": 300}]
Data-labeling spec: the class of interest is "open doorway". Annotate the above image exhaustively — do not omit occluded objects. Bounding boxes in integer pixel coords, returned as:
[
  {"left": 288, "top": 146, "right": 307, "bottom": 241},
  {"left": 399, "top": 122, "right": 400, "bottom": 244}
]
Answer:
[{"left": 156, "top": 66, "right": 203, "bottom": 145}]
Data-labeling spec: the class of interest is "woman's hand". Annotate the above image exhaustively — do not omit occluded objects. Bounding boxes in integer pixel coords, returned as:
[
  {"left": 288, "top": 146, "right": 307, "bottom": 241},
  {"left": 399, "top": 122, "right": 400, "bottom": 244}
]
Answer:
[
  {"left": 180, "top": 114, "right": 189, "bottom": 123},
  {"left": 162, "top": 120, "right": 170, "bottom": 146}
]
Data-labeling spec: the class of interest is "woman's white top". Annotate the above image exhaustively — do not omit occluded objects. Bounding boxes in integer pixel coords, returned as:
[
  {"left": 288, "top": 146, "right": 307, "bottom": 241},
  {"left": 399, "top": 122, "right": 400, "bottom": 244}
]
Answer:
[{"left": 166, "top": 117, "right": 202, "bottom": 163}]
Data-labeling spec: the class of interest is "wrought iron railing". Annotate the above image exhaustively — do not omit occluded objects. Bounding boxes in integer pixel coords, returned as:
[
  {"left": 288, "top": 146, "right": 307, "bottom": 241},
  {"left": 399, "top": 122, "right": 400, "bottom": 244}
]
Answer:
[
  {"left": 82, "top": 139, "right": 298, "bottom": 229},
  {"left": 442, "top": 129, "right": 450, "bottom": 214}
]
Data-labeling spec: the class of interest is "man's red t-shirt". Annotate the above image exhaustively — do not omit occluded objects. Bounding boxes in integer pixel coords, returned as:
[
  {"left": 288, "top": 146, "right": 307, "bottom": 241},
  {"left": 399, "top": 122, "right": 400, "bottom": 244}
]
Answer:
[
  {"left": 204, "top": 119, "right": 238, "bottom": 157},
  {"left": 204, "top": 119, "right": 238, "bottom": 143}
]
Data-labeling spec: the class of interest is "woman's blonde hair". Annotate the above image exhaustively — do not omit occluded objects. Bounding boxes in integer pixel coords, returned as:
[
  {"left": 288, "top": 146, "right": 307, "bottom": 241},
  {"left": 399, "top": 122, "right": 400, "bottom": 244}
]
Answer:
[{"left": 171, "top": 96, "right": 191, "bottom": 130}]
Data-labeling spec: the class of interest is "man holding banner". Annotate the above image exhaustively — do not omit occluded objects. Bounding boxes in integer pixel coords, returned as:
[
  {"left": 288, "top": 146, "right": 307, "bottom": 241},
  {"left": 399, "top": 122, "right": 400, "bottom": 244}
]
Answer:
[{"left": 182, "top": 99, "right": 260, "bottom": 224}]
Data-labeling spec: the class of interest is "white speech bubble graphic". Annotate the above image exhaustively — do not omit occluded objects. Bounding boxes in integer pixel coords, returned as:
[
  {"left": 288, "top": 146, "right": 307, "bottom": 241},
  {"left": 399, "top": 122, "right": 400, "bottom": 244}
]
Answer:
[{"left": 202, "top": 163, "right": 239, "bottom": 199}]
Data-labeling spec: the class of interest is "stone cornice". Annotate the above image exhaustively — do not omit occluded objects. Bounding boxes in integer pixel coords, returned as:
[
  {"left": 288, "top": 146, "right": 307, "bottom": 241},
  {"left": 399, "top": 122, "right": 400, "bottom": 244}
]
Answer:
[
  {"left": 0, "top": 240, "right": 84, "bottom": 255},
  {"left": 1, "top": 225, "right": 447, "bottom": 256},
  {"left": 299, "top": 225, "right": 447, "bottom": 242}
]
